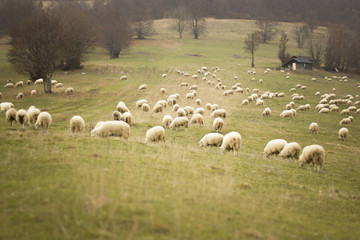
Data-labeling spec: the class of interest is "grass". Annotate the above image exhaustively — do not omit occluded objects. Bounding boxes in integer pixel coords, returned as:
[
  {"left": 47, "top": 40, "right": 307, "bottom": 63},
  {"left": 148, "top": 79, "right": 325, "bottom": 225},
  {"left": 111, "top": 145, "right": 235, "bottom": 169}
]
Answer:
[{"left": 1, "top": 18, "right": 360, "bottom": 240}]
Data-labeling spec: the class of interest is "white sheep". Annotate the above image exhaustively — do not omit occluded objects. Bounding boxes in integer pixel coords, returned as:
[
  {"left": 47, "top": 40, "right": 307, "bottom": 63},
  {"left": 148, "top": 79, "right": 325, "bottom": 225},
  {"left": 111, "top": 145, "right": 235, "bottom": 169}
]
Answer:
[
  {"left": 31, "top": 90, "right": 37, "bottom": 96},
  {"left": 5, "top": 108, "right": 17, "bottom": 125},
  {"left": 120, "top": 75, "right": 127, "bottom": 80},
  {"left": 339, "top": 118, "right": 351, "bottom": 125},
  {"left": 220, "top": 131, "right": 242, "bottom": 156},
  {"left": 340, "top": 109, "right": 350, "bottom": 115},
  {"left": 213, "top": 117, "right": 224, "bottom": 132},
  {"left": 16, "top": 92, "right": 24, "bottom": 100},
  {"left": 319, "top": 108, "right": 329, "bottom": 114},
  {"left": 16, "top": 109, "right": 29, "bottom": 127},
  {"left": 299, "top": 145, "right": 325, "bottom": 171},
  {"left": 309, "top": 122, "right": 319, "bottom": 134},
  {"left": 4, "top": 83, "right": 14, "bottom": 88},
  {"left": 34, "top": 79, "right": 43, "bottom": 85},
  {"left": 211, "top": 109, "right": 226, "bottom": 119},
  {"left": 211, "top": 104, "right": 219, "bottom": 111},
  {"left": 0, "top": 102, "right": 14, "bottom": 113},
  {"left": 279, "top": 142, "right": 301, "bottom": 160},
  {"left": 196, "top": 99, "right": 202, "bottom": 106},
  {"left": 162, "top": 74, "right": 167, "bottom": 78},
  {"left": 172, "top": 104, "right": 180, "bottom": 112},
  {"left": 55, "top": 83, "right": 63, "bottom": 88},
  {"left": 169, "top": 117, "right": 189, "bottom": 129},
  {"left": 262, "top": 107, "right": 271, "bottom": 116},
  {"left": 160, "top": 88, "right": 166, "bottom": 94},
  {"left": 280, "top": 110, "right": 294, "bottom": 118},
  {"left": 65, "top": 87, "right": 74, "bottom": 95},
  {"left": 241, "top": 99, "right": 249, "bottom": 105},
  {"left": 256, "top": 99, "right": 264, "bottom": 106},
  {"left": 142, "top": 103, "right": 150, "bottom": 112},
  {"left": 112, "top": 111, "right": 121, "bottom": 121},
  {"left": 338, "top": 128, "right": 348, "bottom": 141},
  {"left": 35, "top": 112, "right": 52, "bottom": 130},
  {"left": 138, "top": 84, "right": 147, "bottom": 90},
  {"left": 145, "top": 126, "right": 165, "bottom": 144},
  {"left": 117, "top": 101, "right": 129, "bottom": 113},
  {"left": 136, "top": 99, "right": 148, "bottom": 108},
  {"left": 51, "top": 80, "right": 57, "bottom": 85},
  {"left": 199, "top": 133, "right": 224, "bottom": 147},
  {"left": 91, "top": 121, "right": 130, "bottom": 139},
  {"left": 121, "top": 112, "right": 132, "bottom": 125},
  {"left": 177, "top": 108, "right": 186, "bottom": 117},
  {"left": 190, "top": 113, "right": 204, "bottom": 126},
  {"left": 163, "top": 115, "right": 173, "bottom": 128},
  {"left": 15, "top": 81, "right": 24, "bottom": 87},
  {"left": 70, "top": 116, "right": 85, "bottom": 133},
  {"left": 195, "top": 107, "right": 205, "bottom": 115},
  {"left": 264, "top": 139, "right": 288, "bottom": 157}
]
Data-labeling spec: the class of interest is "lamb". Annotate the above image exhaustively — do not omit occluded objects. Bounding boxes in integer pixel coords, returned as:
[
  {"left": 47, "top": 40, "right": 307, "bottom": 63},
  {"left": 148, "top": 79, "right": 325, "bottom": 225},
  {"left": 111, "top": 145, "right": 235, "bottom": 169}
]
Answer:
[
  {"left": 299, "top": 145, "right": 325, "bottom": 171},
  {"left": 309, "top": 122, "right": 319, "bottom": 134},
  {"left": 211, "top": 109, "right": 226, "bottom": 119},
  {"left": 121, "top": 112, "right": 132, "bottom": 125},
  {"left": 169, "top": 117, "right": 189, "bottom": 129},
  {"left": 116, "top": 101, "right": 130, "bottom": 113},
  {"left": 262, "top": 107, "right": 271, "bottom": 116},
  {"left": 145, "top": 126, "right": 165, "bottom": 144},
  {"left": 338, "top": 127, "right": 348, "bottom": 141},
  {"left": 120, "top": 75, "right": 127, "bottom": 80},
  {"left": 35, "top": 112, "right": 52, "bottom": 130},
  {"left": 264, "top": 139, "right": 288, "bottom": 158},
  {"left": 0, "top": 102, "right": 14, "bottom": 113},
  {"left": 220, "top": 131, "right": 242, "bottom": 156},
  {"left": 55, "top": 83, "right": 62, "bottom": 88},
  {"left": 65, "top": 87, "right": 74, "bottom": 95},
  {"left": 34, "top": 78, "right": 43, "bottom": 85},
  {"left": 28, "top": 106, "right": 41, "bottom": 124},
  {"left": 136, "top": 99, "right": 148, "bottom": 108},
  {"left": 31, "top": 90, "right": 37, "bottom": 96},
  {"left": 190, "top": 113, "right": 204, "bottom": 126},
  {"left": 16, "top": 109, "right": 29, "bottom": 127},
  {"left": 163, "top": 115, "right": 173, "bottom": 128},
  {"left": 112, "top": 111, "right": 121, "bottom": 121},
  {"left": 5, "top": 108, "right": 17, "bottom": 125},
  {"left": 199, "top": 133, "right": 224, "bottom": 147},
  {"left": 142, "top": 103, "right": 150, "bottom": 112},
  {"left": 138, "top": 84, "right": 147, "bottom": 90},
  {"left": 4, "top": 83, "right": 14, "bottom": 88},
  {"left": 90, "top": 121, "right": 130, "bottom": 139},
  {"left": 213, "top": 117, "right": 224, "bottom": 132},
  {"left": 70, "top": 116, "right": 85, "bottom": 133},
  {"left": 279, "top": 142, "right": 301, "bottom": 160}
]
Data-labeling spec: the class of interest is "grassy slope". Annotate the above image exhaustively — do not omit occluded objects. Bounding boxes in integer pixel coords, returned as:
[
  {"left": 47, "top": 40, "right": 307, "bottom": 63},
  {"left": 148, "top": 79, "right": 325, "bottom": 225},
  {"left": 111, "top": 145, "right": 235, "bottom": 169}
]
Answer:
[{"left": 0, "top": 18, "right": 360, "bottom": 240}]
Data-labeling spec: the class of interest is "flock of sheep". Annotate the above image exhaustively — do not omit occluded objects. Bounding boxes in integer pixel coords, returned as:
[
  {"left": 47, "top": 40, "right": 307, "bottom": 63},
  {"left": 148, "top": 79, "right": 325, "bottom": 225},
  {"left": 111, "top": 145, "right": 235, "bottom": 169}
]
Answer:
[{"left": 1, "top": 65, "right": 359, "bottom": 171}]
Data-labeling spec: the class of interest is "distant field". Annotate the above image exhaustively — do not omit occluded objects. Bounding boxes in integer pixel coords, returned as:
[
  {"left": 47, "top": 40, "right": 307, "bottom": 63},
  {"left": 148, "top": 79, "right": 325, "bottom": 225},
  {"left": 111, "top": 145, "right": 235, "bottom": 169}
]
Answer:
[{"left": 1, "top": 18, "right": 360, "bottom": 240}]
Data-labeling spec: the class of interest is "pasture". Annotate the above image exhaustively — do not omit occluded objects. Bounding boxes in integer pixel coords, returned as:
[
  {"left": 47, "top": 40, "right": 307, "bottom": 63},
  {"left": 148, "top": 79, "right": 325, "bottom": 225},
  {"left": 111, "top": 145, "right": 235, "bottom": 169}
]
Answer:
[{"left": 1, "top": 18, "right": 360, "bottom": 240}]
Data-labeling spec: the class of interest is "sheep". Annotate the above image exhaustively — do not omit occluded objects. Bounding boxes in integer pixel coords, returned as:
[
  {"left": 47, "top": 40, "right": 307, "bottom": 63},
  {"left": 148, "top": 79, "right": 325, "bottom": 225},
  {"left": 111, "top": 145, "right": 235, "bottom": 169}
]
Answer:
[
  {"left": 339, "top": 118, "right": 351, "bottom": 125},
  {"left": 138, "top": 84, "right": 147, "bottom": 90},
  {"left": 319, "top": 108, "right": 330, "bottom": 114},
  {"left": 338, "top": 127, "right": 349, "bottom": 141},
  {"left": 4, "top": 83, "right": 14, "bottom": 88},
  {"left": 241, "top": 99, "right": 249, "bottom": 105},
  {"left": 169, "top": 117, "right": 189, "bottom": 129},
  {"left": 213, "top": 117, "right": 224, "bottom": 132},
  {"left": 16, "top": 92, "right": 24, "bottom": 100},
  {"left": 117, "top": 101, "right": 129, "bottom": 113},
  {"left": 15, "top": 81, "right": 24, "bottom": 87},
  {"left": 264, "top": 139, "right": 288, "bottom": 158},
  {"left": 120, "top": 75, "right": 127, "bottom": 80},
  {"left": 176, "top": 108, "right": 185, "bottom": 117},
  {"left": 112, "top": 111, "right": 121, "bottom": 121},
  {"left": 136, "top": 99, "right": 148, "bottom": 108},
  {"left": 121, "top": 112, "right": 132, "bottom": 125},
  {"left": 190, "top": 113, "right": 204, "bottom": 126},
  {"left": 142, "top": 103, "right": 150, "bottom": 112},
  {"left": 156, "top": 100, "right": 167, "bottom": 108},
  {"left": 196, "top": 99, "right": 202, "bottom": 106},
  {"left": 55, "top": 83, "right": 62, "bottom": 88},
  {"left": 5, "top": 108, "right": 17, "bottom": 125},
  {"left": 315, "top": 92, "right": 321, "bottom": 96},
  {"left": 184, "top": 106, "right": 194, "bottom": 115},
  {"left": 16, "top": 109, "right": 29, "bottom": 127},
  {"left": 27, "top": 80, "right": 31, "bottom": 85},
  {"left": 70, "top": 116, "right": 85, "bottom": 133},
  {"left": 163, "top": 115, "right": 173, "bottom": 128},
  {"left": 256, "top": 99, "right": 264, "bottom": 106},
  {"left": 35, "top": 112, "right": 52, "bottom": 130},
  {"left": 51, "top": 80, "right": 57, "bottom": 85},
  {"left": 172, "top": 104, "right": 180, "bottom": 112},
  {"left": 34, "top": 78, "right": 43, "bottom": 85},
  {"left": 356, "top": 109, "right": 360, "bottom": 115},
  {"left": 160, "top": 88, "right": 166, "bottom": 94},
  {"left": 90, "top": 121, "right": 130, "bottom": 139},
  {"left": 31, "top": 90, "right": 37, "bottom": 96},
  {"left": 309, "top": 122, "right": 319, "bottom": 134},
  {"left": 279, "top": 142, "right": 301, "bottom": 160},
  {"left": 340, "top": 109, "right": 350, "bottom": 115},
  {"left": 0, "top": 102, "right": 14, "bottom": 113},
  {"left": 65, "top": 87, "right": 74, "bottom": 95},
  {"left": 162, "top": 74, "right": 167, "bottom": 78},
  {"left": 299, "top": 145, "right": 325, "bottom": 171},
  {"left": 145, "top": 126, "right": 165, "bottom": 144},
  {"left": 292, "top": 95, "right": 304, "bottom": 100},
  {"left": 28, "top": 106, "right": 41, "bottom": 124},
  {"left": 280, "top": 110, "right": 294, "bottom": 118},
  {"left": 186, "top": 92, "right": 195, "bottom": 99},
  {"left": 220, "top": 131, "right": 242, "bottom": 156},
  {"left": 262, "top": 107, "right": 271, "bottom": 116},
  {"left": 199, "top": 133, "right": 224, "bottom": 147},
  {"left": 211, "top": 109, "right": 226, "bottom": 119},
  {"left": 179, "top": 82, "right": 188, "bottom": 87},
  {"left": 211, "top": 104, "right": 219, "bottom": 111},
  {"left": 195, "top": 107, "right": 205, "bottom": 115},
  {"left": 206, "top": 103, "right": 212, "bottom": 110},
  {"left": 348, "top": 106, "right": 357, "bottom": 112}
]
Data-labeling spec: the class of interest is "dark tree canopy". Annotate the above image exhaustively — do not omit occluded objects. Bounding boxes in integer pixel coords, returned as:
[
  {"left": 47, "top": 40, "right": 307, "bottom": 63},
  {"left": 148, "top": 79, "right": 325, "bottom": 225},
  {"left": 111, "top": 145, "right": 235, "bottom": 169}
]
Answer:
[{"left": 278, "top": 31, "right": 291, "bottom": 64}]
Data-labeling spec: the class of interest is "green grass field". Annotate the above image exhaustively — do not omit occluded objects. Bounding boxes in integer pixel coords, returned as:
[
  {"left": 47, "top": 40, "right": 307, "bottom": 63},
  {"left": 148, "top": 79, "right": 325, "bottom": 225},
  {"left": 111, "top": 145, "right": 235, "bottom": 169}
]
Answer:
[{"left": 1, "top": 18, "right": 360, "bottom": 240}]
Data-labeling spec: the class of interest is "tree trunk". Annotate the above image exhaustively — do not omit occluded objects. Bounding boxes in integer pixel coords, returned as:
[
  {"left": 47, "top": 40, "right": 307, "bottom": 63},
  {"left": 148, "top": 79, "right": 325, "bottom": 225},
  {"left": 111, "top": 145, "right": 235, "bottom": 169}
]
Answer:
[
  {"left": 251, "top": 52, "right": 255, "bottom": 67},
  {"left": 44, "top": 75, "right": 52, "bottom": 93}
]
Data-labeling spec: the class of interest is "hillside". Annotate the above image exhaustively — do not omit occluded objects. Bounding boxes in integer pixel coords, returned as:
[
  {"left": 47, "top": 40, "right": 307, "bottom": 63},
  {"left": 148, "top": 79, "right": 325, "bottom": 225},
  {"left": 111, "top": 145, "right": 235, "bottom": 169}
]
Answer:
[{"left": 0, "top": 18, "right": 360, "bottom": 240}]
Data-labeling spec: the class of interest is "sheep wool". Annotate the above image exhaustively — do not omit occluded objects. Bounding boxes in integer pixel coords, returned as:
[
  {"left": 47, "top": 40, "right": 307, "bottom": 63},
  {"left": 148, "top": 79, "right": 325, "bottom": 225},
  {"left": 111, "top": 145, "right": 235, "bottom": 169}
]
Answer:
[
  {"left": 142, "top": 103, "right": 150, "bottom": 112},
  {"left": 279, "top": 142, "right": 301, "bottom": 160},
  {"left": 116, "top": 101, "right": 129, "bottom": 113},
  {"left": 70, "top": 116, "right": 85, "bottom": 133},
  {"left": 121, "top": 112, "right": 132, "bottom": 126},
  {"left": 213, "top": 117, "right": 224, "bottom": 132},
  {"left": 338, "top": 128, "right": 349, "bottom": 141},
  {"left": 262, "top": 107, "right": 271, "bottom": 116},
  {"left": 91, "top": 121, "right": 130, "bottom": 139},
  {"left": 309, "top": 122, "right": 319, "bottom": 134},
  {"left": 169, "top": 117, "right": 189, "bottom": 129},
  {"left": 112, "top": 111, "right": 122, "bottom": 121},
  {"left": 145, "top": 126, "right": 165, "bottom": 144},
  {"left": 136, "top": 99, "right": 148, "bottom": 108},
  {"left": 16, "top": 93, "right": 24, "bottom": 100},
  {"left": 16, "top": 109, "right": 29, "bottom": 127},
  {"left": 28, "top": 106, "right": 41, "bottom": 124},
  {"left": 35, "top": 112, "right": 52, "bottom": 130},
  {"left": 190, "top": 113, "right": 204, "bottom": 126},
  {"left": 138, "top": 84, "right": 147, "bottom": 90},
  {"left": 31, "top": 90, "right": 37, "bottom": 96},
  {"left": 5, "top": 108, "right": 17, "bottom": 125},
  {"left": 199, "top": 133, "right": 224, "bottom": 147},
  {"left": 65, "top": 87, "right": 74, "bottom": 95},
  {"left": 163, "top": 115, "right": 173, "bottom": 128},
  {"left": 264, "top": 139, "right": 288, "bottom": 157},
  {"left": 211, "top": 109, "right": 226, "bottom": 119},
  {"left": 299, "top": 145, "right": 325, "bottom": 171},
  {"left": 0, "top": 102, "right": 14, "bottom": 113},
  {"left": 220, "top": 131, "right": 242, "bottom": 156}
]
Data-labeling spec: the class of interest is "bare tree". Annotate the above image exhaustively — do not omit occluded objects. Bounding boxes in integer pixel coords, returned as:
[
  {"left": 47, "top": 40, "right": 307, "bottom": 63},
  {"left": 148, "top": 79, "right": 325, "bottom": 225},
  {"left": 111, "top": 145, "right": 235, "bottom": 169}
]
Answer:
[
  {"left": 305, "top": 33, "right": 326, "bottom": 68},
  {"left": 184, "top": 0, "right": 206, "bottom": 39},
  {"left": 7, "top": 10, "right": 65, "bottom": 93},
  {"left": 132, "top": 16, "right": 155, "bottom": 40},
  {"left": 171, "top": 5, "right": 188, "bottom": 39},
  {"left": 244, "top": 32, "right": 261, "bottom": 68},
  {"left": 255, "top": 19, "right": 277, "bottom": 44},
  {"left": 294, "top": 24, "right": 310, "bottom": 48},
  {"left": 278, "top": 31, "right": 291, "bottom": 64}
]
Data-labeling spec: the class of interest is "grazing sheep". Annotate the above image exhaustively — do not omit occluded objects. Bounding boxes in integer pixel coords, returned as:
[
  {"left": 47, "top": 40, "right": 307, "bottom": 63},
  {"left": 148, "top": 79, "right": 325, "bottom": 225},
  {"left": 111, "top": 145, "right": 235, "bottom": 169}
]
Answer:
[
  {"left": 338, "top": 128, "right": 349, "bottom": 141},
  {"left": 0, "top": 102, "right": 14, "bottom": 113},
  {"left": 120, "top": 75, "right": 127, "bottom": 80},
  {"left": 190, "top": 113, "right": 204, "bottom": 126},
  {"left": 28, "top": 106, "right": 41, "bottom": 124},
  {"left": 172, "top": 104, "right": 180, "bottom": 112},
  {"left": 65, "top": 87, "right": 74, "bottom": 95},
  {"left": 177, "top": 108, "right": 186, "bottom": 117},
  {"left": 55, "top": 83, "right": 62, "bottom": 88},
  {"left": 138, "top": 84, "right": 147, "bottom": 90},
  {"left": 279, "top": 142, "right": 301, "bottom": 160},
  {"left": 35, "top": 112, "right": 52, "bottom": 130},
  {"left": 206, "top": 103, "right": 212, "bottom": 110},
  {"left": 136, "top": 99, "right": 148, "bottom": 108},
  {"left": 160, "top": 88, "right": 166, "bottom": 94},
  {"left": 145, "top": 126, "right": 165, "bottom": 144},
  {"left": 121, "top": 112, "right": 132, "bottom": 125},
  {"left": 31, "top": 90, "right": 37, "bottom": 96},
  {"left": 319, "top": 108, "right": 330, "bottom": 114},
  {"left": 4, "top": 83, "right": 14, "bottom": 88},
  {"left": 241, "top": 99, "right": 249, "bottom": 105},
  {"left": 220, "top": 131, "right": 242, "bottom": 156},
  {"left": 34, "top": 78, "right": 43, "bottom": 85},
  {"left": 213, "top": 117, "right": 224, "bottom": 132},
  {"left": 51, "top": 80, "right": 57, "bottom": 85},
  {"left": 299, "top": 145, "right": 325, "bottom": 171},
  {"left": 169, "top": 117, "right": 189, "bottom": 129},
  {"left": 90, "top": 121, "right": 130, "bottom": 139},
  {"left": 280, "top": 110, "right": 294, "bottom": 118},
  {"left": 356, "top": 109, "right": 360, "bottom": 115},
  {"left": 340, "top": 109, "right": 350, "bottom": 115},
  {"left": 211, "top": 104, "right": 219, "bottom": 111},
  {"left": 339, "top": 118, "right": 351, "bottom": 125},
  {"left": 117, "top": 101, "right": 129, "bottom": 113},
  {"left": 112, "top": 111, "right": 121, "bottom": 121},
  {"left": 70, "top": 116, "right": 85, "bottom": 133},
  {"left": 162, "top": 74, "right": 167, "bottom": 78},
  {"left": 262, "top": 107, "right": 271, "bottom": 116},
  {"left": 195, "top": 107, "right": 205, "bottom": 115},
  {"left": 163, "top": 115, "right": 173, "bottom": 128},
  {"left": 186, "top": 92, "right": 195, "bottom": 99},
  {"left": 211, "top": 109, "right": 226, "bottom": 119},
  {"left": 256, "top": 99, "right": 264, "bottom": 106},
  {"left": 5, "top": 108, "right": 17, "bottom": 125},
  {"left": 27, "top": 80, "right": 31, "bottom": 85},
  {"left": 184, "top": 106, "right": 194, "bottom": 115},
  {"left": 142, "top": 103, "right": 150, "bottom": 112},
  {"left": 16, "top": 109, "right": 29, "bottom": 127},
  {"left": 309, "top": 122, "right": 319, "bottom": 134},
  {"left": 196, "top": 99, "right": 202, "bottom": 106},
  {"left": 15, "top": 81, "right": 24, "bottom": 87},
  {"left": 199, "top": 133, "right": 224, "bottom": 147},
  {"left": 179, "top": 82, "right": 188, "bottom": 87},
  {"left": 264, "top": 139, "right": 288, "bottom": 158},
  {"left": 16, "top": 92, "right": 24, "bottom": 100}
]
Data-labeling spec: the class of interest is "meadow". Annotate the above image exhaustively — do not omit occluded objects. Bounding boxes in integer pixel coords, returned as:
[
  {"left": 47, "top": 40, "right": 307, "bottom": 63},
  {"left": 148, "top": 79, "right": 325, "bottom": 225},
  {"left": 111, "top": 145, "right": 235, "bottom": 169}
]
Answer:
[{"left": 0, "top": 18, "right": 359, "bottom": 240}]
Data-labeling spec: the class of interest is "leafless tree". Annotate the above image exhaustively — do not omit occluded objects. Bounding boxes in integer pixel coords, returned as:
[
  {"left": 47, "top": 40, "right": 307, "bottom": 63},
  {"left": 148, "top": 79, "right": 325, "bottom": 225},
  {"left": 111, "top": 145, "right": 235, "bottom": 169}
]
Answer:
[
  {"left": 278, "top": 31, "right": 291, "bottom": 64},
  {"left": 305, "top": 33, "right": 326, "bottom": 68},
  {"left": 171, "top": 5, "right": 188, "bottom": 39},
  {"left": 244, "top": 32, "right": 261, "bottom": 67},
  {"left": 132, "top": 16, "right": 155, "bottom": 40},
  {"left": 184, "top": 0, "right": 206, "bottom": 39},
  {"left": 294, "top": 24, "right": 310, "bottom": 48},
  {"left": 7, "top": 10, "right": 65, "bottom": 93},
  {"left": 255, "top": 19, "right": 277, "bottom": 44}
]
